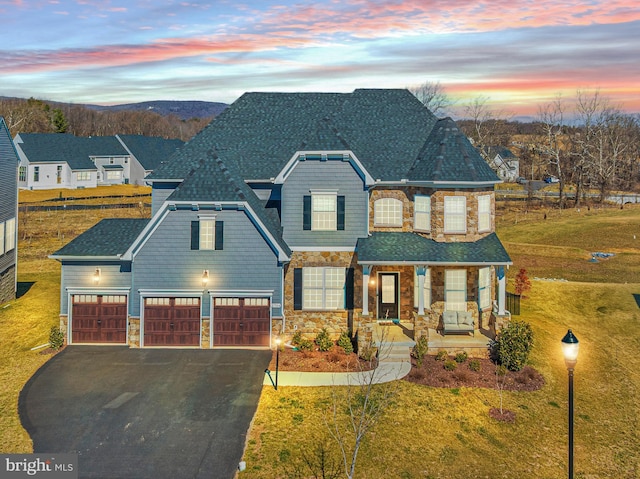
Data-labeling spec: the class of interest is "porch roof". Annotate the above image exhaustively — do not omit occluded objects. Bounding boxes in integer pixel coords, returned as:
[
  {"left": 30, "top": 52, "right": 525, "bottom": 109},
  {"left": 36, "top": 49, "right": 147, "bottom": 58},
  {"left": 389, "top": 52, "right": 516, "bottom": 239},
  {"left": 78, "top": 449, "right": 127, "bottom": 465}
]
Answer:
[{"left": 356, "top": 232, "right": 512, "bottom": 265}]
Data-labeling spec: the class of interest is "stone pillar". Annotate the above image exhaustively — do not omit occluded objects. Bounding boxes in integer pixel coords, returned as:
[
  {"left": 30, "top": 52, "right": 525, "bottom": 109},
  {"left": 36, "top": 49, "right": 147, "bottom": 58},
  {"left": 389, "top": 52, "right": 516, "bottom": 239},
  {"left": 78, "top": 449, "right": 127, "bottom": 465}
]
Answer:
[
  {"left": 497, "top": 265, "right": 506, "bottom": 315},
  {"left": 362, "top": 264, "right": 371, "bottom": 316}
]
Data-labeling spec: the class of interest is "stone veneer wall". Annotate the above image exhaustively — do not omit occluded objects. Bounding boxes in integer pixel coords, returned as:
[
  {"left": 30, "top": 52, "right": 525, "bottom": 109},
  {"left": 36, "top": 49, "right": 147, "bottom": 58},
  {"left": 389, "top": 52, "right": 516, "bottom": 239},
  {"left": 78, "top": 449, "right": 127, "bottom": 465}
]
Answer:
[
  {"left": 0, "top": 265, "right": 16, "bottom": 304},
  {"left": 129, "top": 317, "right": 140, "bottom": 347},
  {"left": 369, "top": 187, "right": 496, "bottom": 243},
  {"left": 282, "top": 251, "right": 362, "bottom": 340},
  {"left": 59, "top": 315, "right": 68, "bottom": 346}
]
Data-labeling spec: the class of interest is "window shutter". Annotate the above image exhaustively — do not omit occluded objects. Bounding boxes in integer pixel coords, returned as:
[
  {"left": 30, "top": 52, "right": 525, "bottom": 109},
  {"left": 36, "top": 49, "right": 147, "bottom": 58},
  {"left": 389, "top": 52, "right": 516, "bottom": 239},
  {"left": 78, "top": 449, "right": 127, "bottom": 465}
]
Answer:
[
  {"left": 294, "top": 268, "right": 303, "bottom": 310},
  {"left": 215, "top": 221, "right": 224, "bottom": 250},
  {"left": 337, "top": 195, "right": 345, "bottom": 230},
  {"left": 303, "top": 195, "right": 311, "bottom": 230},
  {"left": 345, "top": 267, "right": 354, "bottom": 309},
  {"left": 191, "top": 221, "right": 199, "bottom": 250}
]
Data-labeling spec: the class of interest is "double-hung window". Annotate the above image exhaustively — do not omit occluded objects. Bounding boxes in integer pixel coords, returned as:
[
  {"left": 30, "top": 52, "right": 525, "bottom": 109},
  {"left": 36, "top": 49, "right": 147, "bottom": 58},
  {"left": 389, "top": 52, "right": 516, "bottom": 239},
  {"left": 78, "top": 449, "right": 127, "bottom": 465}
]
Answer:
[
  {"left": 302, "top": 267, "right": 345, "bottom": 310},
  {"left": 414, "top": 195, "right": 431, "bottom": 232},
  {"left": 478, "top": 195, "right": 491, "bottom": 232},
  {"left": 445, "top": 269, "right": 467, "bottom": 311},
  {"left": 413, "top": 267, "right": 431, "bottom": 309},
  {"left": 303, "top": 192, "right": 345, "bottom": 231},
  {"left": 33, "top": 166, "right": 40, "bottom": 182},
  {"left": 0, "top": 222, "right": 4, "bottom": 255},
  {"left": 5, "top": 218, "right": 15, "bottom": 252},
  {"left": 374, "top": 198, "right": 403, "bottom": 227},
  {"left": 444, "top": 196, "right": 466, "bottom": 233},
  {"left": 478, "top": 267, "right": 491, "bottom": 309},
  {"left": 191, "top": 217, "right": 223, "bottom": 250}
]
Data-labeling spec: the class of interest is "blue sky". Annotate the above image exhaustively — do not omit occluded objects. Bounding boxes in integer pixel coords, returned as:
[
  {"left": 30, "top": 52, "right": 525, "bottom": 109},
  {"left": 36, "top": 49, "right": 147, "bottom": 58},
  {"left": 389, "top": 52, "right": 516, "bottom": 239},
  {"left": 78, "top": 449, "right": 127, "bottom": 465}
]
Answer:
[{"left": 1, "top": 0, "right": 639, "bottom": 116}]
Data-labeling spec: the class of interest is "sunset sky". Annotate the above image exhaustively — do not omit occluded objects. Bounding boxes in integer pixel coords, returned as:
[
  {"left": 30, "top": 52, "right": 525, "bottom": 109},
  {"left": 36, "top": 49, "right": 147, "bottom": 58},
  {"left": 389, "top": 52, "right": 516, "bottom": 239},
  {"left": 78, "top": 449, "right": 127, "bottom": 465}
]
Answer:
[{"left": 1, "top": 0, "right": 639, "bottom": 117}]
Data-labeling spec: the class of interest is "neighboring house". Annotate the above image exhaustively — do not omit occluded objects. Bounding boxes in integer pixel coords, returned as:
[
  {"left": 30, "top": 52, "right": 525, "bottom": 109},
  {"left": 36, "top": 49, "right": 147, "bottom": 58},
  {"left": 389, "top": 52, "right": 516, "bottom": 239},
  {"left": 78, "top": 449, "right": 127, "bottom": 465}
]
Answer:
[
  {"left": 486, "top": 146, "right": 520, "bottom": 182},
  {"left": 13, "top": 133, "right": 183, "bottom": 189},
  {"left": 0, "top": 117, "right": 19, "bottom": 304},
  {"left": 50, "top": 89, "right": 512, "bottom": 351}
]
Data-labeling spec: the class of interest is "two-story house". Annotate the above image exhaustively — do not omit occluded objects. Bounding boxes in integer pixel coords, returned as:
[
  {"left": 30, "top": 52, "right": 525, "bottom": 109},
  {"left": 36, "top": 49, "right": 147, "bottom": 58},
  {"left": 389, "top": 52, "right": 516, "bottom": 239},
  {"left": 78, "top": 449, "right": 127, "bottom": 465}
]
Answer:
[
  {"left": 14, "top": 133, "right": 183, "bottom": 189},
  {"left": 0, "top": 117, "right": 19, "bottom": 304},
  {"left": 50, "top": 89, "right": 511, "bottom": 351}
]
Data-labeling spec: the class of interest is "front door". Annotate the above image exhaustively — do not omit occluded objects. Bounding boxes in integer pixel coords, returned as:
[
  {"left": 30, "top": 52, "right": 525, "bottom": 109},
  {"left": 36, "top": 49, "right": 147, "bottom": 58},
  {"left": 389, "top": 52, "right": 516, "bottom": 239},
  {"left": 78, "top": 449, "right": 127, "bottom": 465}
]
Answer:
[{"left": 378, "top": 273, "right": 399, "bottom": 320}]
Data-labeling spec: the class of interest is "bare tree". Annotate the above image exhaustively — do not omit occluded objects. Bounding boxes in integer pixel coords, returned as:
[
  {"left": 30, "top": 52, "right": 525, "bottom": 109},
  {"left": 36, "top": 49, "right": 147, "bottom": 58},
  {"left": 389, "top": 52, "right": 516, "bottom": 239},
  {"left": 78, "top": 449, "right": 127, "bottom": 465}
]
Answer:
[
  {"left": 460, "top": 96, "right": 512, "bottom": 162},
  {"left": 408, "top": 80, "right": 454, "bottom": 116},
  {"left": 537, "top": 95, "right": 568, "bottom": 207}
]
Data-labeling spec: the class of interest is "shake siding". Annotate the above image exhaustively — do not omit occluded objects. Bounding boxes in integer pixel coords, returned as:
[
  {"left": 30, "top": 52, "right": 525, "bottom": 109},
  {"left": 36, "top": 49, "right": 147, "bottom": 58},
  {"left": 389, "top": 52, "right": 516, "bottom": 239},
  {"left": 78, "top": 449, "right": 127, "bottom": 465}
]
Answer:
[
  {"left": 59, "top": 262, "right": 132, "bottom": 315},
  {"left": 281, "top": 160, "right": 368, "bottom": 248},
  {"left": 131, "top": 209, "right": 282, "bottom": 316}
]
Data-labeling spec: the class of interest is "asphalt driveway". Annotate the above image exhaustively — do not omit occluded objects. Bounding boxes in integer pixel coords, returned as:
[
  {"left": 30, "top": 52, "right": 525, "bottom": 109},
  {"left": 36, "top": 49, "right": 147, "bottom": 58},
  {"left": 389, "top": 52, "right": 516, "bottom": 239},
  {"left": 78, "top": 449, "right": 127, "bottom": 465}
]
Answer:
[{"left": 19, "top": 346, "right": 271, "bottom": 479}]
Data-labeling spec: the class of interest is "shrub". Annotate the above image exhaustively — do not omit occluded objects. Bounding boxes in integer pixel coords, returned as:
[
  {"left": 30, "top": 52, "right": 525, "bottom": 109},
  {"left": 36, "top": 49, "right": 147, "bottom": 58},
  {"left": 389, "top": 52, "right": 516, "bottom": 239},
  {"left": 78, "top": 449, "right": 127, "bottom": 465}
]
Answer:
[
  {"left": 49, "top": 326, "right": 64, "bottom": 351},
  {"left": 514, "top": 268, "right": 532, "bottom": 297},
  {"left": 315, "top": 328, "right": 334, "bottom": 352},
  {"left": 468, "top": 359, "right": 481, "bottom": 372},
  {"left": 495, "top": 320, "right": 534, "bottom": 371},
  {"left": 358, "top": 341, "right": 378, "bottom": 362},
  {"left": 443, "top": 359, "right": 458, "bottom": 371},
  {"left": 337, "top": 331, "right": 354, "bottom": 355},
  {"left": 454, "top": 351, "right": 468, "bottom": 363},
  {"left": 291, "top": 330, "right": 303, "bottom": 346},
  {"left": 296, "top": 336, "right": 313, "bottom": 351},
  {"left": 411, "top": 336, "right": 429, "bottom": 367},
  {"left": 436, "top": 350, "right": 449, "bottom": 361}
]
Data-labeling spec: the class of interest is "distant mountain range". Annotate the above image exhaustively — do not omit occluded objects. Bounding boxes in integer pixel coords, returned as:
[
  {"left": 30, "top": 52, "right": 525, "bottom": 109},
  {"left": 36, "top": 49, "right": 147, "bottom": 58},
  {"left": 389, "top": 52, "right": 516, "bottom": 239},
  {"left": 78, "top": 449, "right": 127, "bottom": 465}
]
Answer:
[
  {"left": 0, "top": 96, "right": 229, "bottom": 120},
  {"left": 84, "top": 100, "right": 229, "bottom": 120}
]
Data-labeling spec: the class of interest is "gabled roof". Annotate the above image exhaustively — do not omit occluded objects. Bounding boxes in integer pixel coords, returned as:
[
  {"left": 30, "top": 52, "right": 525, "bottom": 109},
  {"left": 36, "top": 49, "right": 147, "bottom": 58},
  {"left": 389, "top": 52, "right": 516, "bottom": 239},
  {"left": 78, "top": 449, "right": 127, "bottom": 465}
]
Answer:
[
  {"left": 50, "top": 218, "right": 149, "bottom": 258},
  {"left": 148, "top": 89, "right": 498, "bottom": 184},
  {"left": 487, "top": 146, "right": 517, "bottom": 160},
  {"left": 356, "top": 232, "right": 511, "bottom": 265},
  {"left": 117, "top": 135, "right": 184, "bottom": 171},
  {"left": 16, "top": 134, "right": 128, "bottom": 170}
]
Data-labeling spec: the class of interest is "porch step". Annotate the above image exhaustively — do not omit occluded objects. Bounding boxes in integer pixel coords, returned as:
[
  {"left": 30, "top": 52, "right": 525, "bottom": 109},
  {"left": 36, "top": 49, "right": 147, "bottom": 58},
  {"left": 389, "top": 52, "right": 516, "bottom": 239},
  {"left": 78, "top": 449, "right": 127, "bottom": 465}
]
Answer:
[{"left": 378, "top": 344, "right": 412, "bottom": 363}]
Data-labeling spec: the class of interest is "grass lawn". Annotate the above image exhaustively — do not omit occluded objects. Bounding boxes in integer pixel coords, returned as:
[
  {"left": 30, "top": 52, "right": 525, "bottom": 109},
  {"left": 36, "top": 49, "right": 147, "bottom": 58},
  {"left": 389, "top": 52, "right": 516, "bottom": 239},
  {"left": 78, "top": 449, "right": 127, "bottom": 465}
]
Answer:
[{"left": 244, "top": 205, "right": 640, "bottom": 479}]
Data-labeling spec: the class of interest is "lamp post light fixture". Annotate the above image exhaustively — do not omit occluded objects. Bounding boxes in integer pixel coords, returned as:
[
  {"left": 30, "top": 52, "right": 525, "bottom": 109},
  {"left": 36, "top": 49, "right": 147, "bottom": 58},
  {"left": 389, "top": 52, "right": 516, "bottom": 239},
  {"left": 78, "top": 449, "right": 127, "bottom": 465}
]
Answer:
[{"left": 561, "top": 329, "right": 579, "bottom": 479}]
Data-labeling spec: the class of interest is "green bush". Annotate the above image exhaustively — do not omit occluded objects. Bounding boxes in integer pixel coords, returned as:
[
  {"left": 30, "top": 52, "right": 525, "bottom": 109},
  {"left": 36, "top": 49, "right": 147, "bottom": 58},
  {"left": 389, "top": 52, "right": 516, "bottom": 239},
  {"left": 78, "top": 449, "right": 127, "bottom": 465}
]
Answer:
[
  {"left": 315, "top": 328, "right": 334, "bottom": 352},
  {"left": 435, "top": 350, "right": 449, "bottom": 361},
  {"left": 297, "top": 337, "right": 314, "bottom": 351},
  {"left": 443, "top": 359, "right": 457, "bottom": 371},
  {"left": 468, "top": 359, "right": 481, "bottom": 372},
  {"left": 411, "top": 336, "right": 429, "bottom": 367},
  {"left": 454, "top": 351, "right": 468, "bottom": 363},
  {"left": 337, "top": 331, "right": 354, "bottom": 355},
  {"left": 358, "top": 341, "right": 377, "bottom": 362},
  {"left": 495, "top": 320, "right": 534, "bottom": 371},
  {"left": 291, "top": 330, "right": 303, "bottom": 346},
  {"left": 49, "top": 326, "right": 64, "bottom": 351}
]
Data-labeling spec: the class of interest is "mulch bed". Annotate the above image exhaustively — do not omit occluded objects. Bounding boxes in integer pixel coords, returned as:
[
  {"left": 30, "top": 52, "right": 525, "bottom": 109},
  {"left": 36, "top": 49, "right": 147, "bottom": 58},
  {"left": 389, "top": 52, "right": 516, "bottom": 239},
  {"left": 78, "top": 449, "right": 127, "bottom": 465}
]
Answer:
[
  {"left": 404, "top": 355, "right": 545, "bottom": 392},
  {"left": 268, "top": 346, "right": 376, "bottom": 373}
]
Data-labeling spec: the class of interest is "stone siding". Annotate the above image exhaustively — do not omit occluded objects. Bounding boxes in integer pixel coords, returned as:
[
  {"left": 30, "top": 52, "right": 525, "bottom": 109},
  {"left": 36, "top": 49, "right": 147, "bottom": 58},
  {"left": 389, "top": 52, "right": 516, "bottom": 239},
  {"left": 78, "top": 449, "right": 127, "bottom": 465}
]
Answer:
[{"left": 129, "top": 317, "right": 140, "bottom": 347}]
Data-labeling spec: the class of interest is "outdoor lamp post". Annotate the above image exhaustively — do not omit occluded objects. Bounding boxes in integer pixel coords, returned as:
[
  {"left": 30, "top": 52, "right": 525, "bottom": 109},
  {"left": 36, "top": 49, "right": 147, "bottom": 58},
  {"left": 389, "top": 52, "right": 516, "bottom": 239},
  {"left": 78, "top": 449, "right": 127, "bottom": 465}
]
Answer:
[{"left": 561, "top": 329, "right": 579, "bottom": 479}]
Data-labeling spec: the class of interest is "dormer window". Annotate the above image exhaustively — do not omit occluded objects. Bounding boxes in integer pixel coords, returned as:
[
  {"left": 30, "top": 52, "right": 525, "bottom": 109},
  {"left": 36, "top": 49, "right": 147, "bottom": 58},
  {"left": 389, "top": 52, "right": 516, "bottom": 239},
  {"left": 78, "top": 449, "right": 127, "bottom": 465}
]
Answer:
[
  {"left": 303, "top": 191, "right": 345, "bottom": 231},
  {"left": 374, "top": 198, "right": 402, "bottom": 227}
]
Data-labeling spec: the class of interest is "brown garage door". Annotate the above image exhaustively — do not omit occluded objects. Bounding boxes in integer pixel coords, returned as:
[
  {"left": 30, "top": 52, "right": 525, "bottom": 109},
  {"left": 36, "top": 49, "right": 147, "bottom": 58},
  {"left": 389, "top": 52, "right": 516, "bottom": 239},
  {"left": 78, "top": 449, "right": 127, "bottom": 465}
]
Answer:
[
  {"left": 72, "top": 294, "right": 127, "bottom": 344},
  {"left": 213, "top": 298, "right": 271, "bottom": 347},
  {"left": 144, "top": 297, "right": 201, "bottom": 346}
]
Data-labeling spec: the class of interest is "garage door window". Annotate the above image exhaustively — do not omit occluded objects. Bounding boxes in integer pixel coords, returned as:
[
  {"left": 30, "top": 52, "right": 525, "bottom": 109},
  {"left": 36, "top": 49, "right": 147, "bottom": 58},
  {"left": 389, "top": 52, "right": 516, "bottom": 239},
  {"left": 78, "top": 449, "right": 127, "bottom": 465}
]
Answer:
[
  {"left": 74, "top": 294, "right": 98, "bottom": 303},
  {"left": 145, "top": 297, "right": 170, "bottom": 306},
  {"left": 215, "top": 298, "right": 239, "bottom": 306},
  {"left": 102, "top": 295, "right": 126, "bottom": 303}
]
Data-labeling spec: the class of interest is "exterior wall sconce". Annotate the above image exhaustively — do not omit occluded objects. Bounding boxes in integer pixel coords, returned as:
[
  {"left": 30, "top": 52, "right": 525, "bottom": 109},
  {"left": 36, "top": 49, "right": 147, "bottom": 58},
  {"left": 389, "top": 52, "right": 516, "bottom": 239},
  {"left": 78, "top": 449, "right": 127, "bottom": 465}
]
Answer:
[
  {"left": 202, "top": 270, "right": 209, "bottom": 287},
  {"left": 93, "top": 268, "right": 101, "bottom": 285}
]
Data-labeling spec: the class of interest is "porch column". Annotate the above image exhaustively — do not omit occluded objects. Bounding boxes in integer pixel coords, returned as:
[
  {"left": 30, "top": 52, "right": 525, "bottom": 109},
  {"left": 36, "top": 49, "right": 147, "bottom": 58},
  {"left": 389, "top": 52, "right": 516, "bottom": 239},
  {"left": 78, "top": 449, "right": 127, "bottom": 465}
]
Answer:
[
  {"left": 497, "top": 265, "right": 506, "bottom": 315},
  {"left": 362, "top": 264, "right": 371, "bottom": 316},
  {"left": 416, "top": 266, "right": 426, "bottom": 315}
]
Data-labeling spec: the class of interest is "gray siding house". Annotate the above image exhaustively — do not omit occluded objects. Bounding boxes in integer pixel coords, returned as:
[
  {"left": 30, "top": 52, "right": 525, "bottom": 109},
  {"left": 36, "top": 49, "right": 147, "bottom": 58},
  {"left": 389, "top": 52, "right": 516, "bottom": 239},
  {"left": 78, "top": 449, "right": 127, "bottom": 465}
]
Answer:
[
  {"left": 50, "top": 89, "right": 511, "bottom": 350},
  {"left": 0, "top": 117, "right": 19, "bottom": 304},
  {"left": 14, "top": 133, "right": 183, "bottom": 189}
]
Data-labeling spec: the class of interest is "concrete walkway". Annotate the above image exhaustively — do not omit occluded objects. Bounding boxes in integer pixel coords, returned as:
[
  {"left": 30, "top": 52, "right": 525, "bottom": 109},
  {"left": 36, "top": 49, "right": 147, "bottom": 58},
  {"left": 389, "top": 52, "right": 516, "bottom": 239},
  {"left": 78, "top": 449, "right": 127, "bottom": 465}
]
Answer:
[{"left": 263, "top": 325, "right": 414, "bottom": 387}]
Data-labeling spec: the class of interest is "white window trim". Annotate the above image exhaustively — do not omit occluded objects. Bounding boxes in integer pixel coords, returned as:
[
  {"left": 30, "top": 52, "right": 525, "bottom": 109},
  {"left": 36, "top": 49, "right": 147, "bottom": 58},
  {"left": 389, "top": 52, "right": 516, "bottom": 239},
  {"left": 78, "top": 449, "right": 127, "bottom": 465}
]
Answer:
[
  {"left": 479, "top": 267, "right": 491, "bottom": 309},
  {"left": 478, "top": 195, "right": 491, "bottom": 233},
  {"left": 0, "top": 222, "right": 4, "bottom": 255},
  {"left": 445, "top": 269, "right": 467, "bottom": 312},
  {"left": 302, "top": 267, "right": 346, "bottom": 310},
  {"left": 414, "top": 195, "right": 431, "bottom": 232},
  {"left": 311, "top": 192, "right": 337, "bottom": 231},
  {"left": 374, "top": 197, "right": 403, "bottom": 227},
  {"left": 199, "top": 216, "right": 216, "bottom": 250},
  {"left": 444, "top": 196, "right": 467, "bottom": 234},
  {"left": 5, "top": 218, "right": 15, "bottom": 252}
]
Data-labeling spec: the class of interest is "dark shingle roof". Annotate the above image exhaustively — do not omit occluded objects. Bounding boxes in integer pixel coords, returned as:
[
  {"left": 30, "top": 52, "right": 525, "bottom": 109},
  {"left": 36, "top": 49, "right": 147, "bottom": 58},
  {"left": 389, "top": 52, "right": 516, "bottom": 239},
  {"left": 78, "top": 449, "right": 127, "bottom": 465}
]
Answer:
[
  {"left": 51, "top": 218, "right": 149, "bottom": 257},
  {"left": 117, "top": 135, "right": 184, "bottom": 171},
  {"left": 17, "top": 134, "right": 128, "bottom": 170},
  {"left": 148, "top": 89, "right": 498, "bottom": 184},
  {"left": 356, "top": 232, "right": 511, "bottom": 264}
]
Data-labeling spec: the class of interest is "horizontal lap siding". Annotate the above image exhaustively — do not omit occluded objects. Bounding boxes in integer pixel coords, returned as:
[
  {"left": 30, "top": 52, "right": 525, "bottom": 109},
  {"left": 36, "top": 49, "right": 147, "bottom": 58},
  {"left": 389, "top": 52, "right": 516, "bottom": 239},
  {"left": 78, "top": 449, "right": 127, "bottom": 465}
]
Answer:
[
  {"left": 0, "top": 121, "right": 17, "bottom": 303},
  {"left": 281, "top": 160, "right": 368, "bottom": 248},
  {"left": 60, "top": 263, "right": 132, "bottom": 315},
  {"left": 132, "top": 209, "right": 282, "bottom": 317}
]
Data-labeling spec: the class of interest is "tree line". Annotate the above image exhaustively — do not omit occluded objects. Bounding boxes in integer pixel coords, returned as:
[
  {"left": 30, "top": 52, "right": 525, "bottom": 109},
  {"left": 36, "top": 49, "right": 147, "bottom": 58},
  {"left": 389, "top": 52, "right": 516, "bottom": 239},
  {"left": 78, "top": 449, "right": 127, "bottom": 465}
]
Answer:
[
  {"left": 410, "top": 82, "right": 640, "bottom": 206},
  {"left": 0, "top": 97, "right": 211, "bottom": 141}
]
